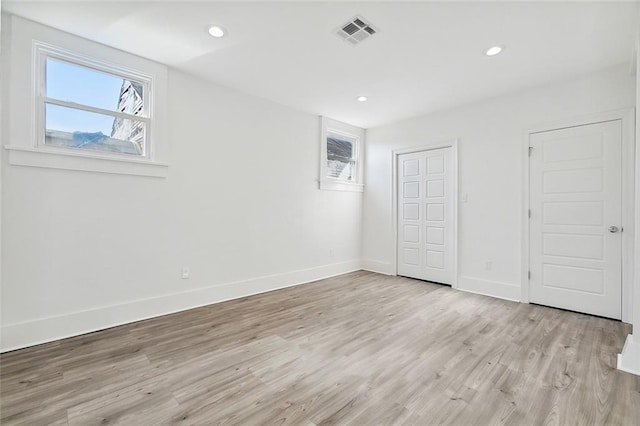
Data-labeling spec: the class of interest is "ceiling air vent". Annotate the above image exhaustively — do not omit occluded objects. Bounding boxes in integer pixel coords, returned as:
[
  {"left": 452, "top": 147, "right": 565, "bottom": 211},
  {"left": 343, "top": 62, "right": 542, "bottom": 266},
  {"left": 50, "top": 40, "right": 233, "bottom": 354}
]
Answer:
[{"left": 336, "top": 16, "right": 377, "bottom": 45}]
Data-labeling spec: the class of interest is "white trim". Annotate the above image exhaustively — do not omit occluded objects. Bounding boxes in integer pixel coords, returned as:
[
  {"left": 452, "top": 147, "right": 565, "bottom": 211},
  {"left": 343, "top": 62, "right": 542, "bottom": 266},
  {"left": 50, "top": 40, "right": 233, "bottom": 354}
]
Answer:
[
  {"left": 521, "top": 108, "right": 635, "bottom": 323},
  {"left": 521, "top": 130, "right": 531, "bottom": 303},
  {"left": 5, "top": 16, "right": 169, "bottom": 176},
  {"left": 5, "top": 145, "right": 169, "bottom": 178},
  {"left": 457, "top": 276, "right": 521, "bottom": 302},
  {"left": 361, "top": 259, "right": 394, "bottom": 275},
  {"left": 33, "top": 40, "right": 154, "bottom": 87},
  {"left": 391, "top": 139, "right": 459, "bottom": 288},
  {"left": 319, "top": 116, "right": 365, "bottom": 192},
  {"left": 617, "top": 334, "right": 640, "bottom": 376},
  {"left": 319, "top": 180, "right": 364, "bottom": 192},
  {"left": 0, "top": 259, "right": 361, "bottom": 352},
  {"left": 43, "top": 97, "right": 150, "bottom": 124},
  {"left": 33, "top": 41, "right": 153, "bottom": 160}
]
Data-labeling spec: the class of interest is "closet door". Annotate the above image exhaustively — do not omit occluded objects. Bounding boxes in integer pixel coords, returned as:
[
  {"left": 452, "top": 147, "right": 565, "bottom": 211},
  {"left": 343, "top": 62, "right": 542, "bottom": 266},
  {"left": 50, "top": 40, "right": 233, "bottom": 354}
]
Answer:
[{"left": 397, "top": 147, "right": 454, "bottom": 285}]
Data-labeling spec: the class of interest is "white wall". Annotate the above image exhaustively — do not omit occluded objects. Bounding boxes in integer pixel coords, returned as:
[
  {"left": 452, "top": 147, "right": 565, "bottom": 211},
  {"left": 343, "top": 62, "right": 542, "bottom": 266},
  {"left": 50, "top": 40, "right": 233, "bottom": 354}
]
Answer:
[
  {"left": 0, "top": 17, "right": 363, "bottom": 351},
  {"left": 0, "top": 4, "right": 5, "bottom": 352},
  {"left": 363, "top": 65, "right": 635, "bottom": 301},
  {"left": 617, "top": 35, "right": 640, "bottom": 375}
]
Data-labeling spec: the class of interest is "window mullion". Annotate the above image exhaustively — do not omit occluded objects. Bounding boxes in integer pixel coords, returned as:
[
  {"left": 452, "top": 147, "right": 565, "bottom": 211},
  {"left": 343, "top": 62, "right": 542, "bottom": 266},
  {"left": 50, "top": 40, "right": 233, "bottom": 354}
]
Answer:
[{"left": 43, "top": 97, "right": 149, "bottom": 123}]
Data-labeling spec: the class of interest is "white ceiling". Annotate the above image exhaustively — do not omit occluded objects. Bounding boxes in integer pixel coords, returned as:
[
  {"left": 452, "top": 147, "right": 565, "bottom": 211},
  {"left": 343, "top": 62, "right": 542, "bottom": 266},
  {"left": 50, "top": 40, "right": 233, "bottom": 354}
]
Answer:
[{"left": 4, "top": 1, "right": 639, "bottom": 128}]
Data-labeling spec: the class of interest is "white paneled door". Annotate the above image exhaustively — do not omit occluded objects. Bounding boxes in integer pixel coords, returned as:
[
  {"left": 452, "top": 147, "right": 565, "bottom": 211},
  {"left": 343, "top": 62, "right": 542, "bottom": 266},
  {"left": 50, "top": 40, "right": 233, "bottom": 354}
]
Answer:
[
  {"left": 529, "top": 120, "right": 622, "bottom": 319},
  {"left": 397, "top": 148, "right": 454, "bottom": 285}
]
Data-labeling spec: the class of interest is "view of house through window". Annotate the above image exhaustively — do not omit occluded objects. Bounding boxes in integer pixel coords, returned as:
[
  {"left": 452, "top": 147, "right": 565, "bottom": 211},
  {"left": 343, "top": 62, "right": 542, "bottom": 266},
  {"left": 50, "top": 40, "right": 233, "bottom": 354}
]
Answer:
[
  {"left": 44, "top": 57, "right": 148, "bottom": 156},
  {"left": 326, "top": 131, "right": 357, "bottom": 181}
]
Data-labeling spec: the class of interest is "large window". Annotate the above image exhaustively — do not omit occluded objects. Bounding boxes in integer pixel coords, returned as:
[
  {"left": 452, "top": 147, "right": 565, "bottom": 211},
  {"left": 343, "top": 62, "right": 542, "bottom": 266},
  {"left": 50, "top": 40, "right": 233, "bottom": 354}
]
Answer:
[
  {"left": 37, "top": 44, "right": 152, "bottom": 158},
  {"left": 5, "top": 17, "right": 168, "bottom": 177}
]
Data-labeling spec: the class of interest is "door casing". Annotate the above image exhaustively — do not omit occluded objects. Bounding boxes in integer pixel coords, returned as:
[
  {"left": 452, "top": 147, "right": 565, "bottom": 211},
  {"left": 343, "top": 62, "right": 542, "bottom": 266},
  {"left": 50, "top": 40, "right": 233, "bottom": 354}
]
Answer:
[
  {"left": 391, "top": 140, "right": 459, "bottom": 288},
  {"left": 522, "top": 108, "right": 635, "bottom": 323}
]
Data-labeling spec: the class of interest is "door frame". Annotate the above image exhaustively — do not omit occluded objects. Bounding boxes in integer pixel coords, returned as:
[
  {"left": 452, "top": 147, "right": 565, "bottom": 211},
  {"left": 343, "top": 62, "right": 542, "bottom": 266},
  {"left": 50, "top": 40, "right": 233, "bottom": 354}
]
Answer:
[
  {"left": 391, "top": 140, "right": 459, "bottom": 288},
  {"left": 521, "top": 108, "right": 635, "bottom": 323}
]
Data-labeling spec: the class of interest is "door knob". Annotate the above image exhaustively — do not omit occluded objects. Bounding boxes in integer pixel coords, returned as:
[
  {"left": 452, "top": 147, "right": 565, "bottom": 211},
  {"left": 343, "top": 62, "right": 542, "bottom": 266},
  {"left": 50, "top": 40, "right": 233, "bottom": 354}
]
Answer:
[{"left": 608, "top": 226, "right": 619, "bottom": 233}]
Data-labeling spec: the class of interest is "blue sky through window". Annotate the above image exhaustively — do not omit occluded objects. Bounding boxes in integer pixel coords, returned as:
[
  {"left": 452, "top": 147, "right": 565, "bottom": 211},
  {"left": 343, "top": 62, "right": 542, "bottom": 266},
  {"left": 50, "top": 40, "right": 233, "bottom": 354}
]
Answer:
[
  {"left": 45, "top": 58, "right": 131, "bottom": 134},
  {"left": 46, "top": 104, "right": 117, "bottom": 134}
]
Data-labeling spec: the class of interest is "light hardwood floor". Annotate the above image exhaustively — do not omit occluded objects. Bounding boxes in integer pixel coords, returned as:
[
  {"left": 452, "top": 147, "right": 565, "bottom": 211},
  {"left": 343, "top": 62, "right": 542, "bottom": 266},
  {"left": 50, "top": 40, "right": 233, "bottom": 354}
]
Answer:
[{"left": 1, "top": 271, "right": 639, "bottom": 425}]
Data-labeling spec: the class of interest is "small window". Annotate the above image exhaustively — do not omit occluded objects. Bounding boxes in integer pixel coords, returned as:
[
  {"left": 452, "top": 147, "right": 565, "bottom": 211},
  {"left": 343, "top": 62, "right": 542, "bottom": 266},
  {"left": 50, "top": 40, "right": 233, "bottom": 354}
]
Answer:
[
  {"left": 326, "top": 130, "right": 357, "bottom": 181},
  {"left": 319, "top": 117, "right": 364, "bottom": 192},
  {"left": 37, "top": 45, "right": 152, "bottom": 158}
]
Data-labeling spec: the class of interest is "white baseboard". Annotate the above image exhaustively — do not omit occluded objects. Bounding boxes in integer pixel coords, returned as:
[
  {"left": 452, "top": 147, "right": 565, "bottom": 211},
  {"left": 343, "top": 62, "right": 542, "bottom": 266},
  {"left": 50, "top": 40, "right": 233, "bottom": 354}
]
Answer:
[
  {"left": 361, "top": 259, "right": 394, "bottom": 275},
  {"left": 457, "top": 275, "right": 520, "bottom": 302},
  {"left": 0, "top": 260, "right": 361, "bottom": 353},
  {"left": 618, "top": 334, "right": 640, "bottom": 376}
]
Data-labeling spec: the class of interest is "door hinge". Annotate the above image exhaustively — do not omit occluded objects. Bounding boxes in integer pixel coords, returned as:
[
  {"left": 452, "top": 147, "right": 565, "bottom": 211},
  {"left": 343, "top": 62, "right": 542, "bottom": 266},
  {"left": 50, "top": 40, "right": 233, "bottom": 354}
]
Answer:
[
  {"left": 528, "top": 271, "right": 531, "bottom": 280},
  {"left": 528, "top": 209, "right": 531, "bottom": 218},
  {"left": 528, "top": 146, "right": 533, "bottom": 157}
]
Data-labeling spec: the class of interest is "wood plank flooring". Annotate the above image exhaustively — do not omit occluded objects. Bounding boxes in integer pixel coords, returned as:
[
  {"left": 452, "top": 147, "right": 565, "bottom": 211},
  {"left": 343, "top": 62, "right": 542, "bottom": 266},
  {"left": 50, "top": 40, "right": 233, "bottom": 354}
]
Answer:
[{"left": 1, "top": 271, "right": 639, "bottom": 425}]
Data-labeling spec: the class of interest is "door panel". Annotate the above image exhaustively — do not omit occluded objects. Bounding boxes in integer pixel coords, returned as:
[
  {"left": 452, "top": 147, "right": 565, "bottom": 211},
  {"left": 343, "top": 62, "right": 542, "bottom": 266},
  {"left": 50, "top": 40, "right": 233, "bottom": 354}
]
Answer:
[
  {"left": 529, "top": 120, "right": 622, "bottom": 319},
  {"left": 542, "top": 233, "right": 603, "bottom": 259},
  {"left": 397, "top": 148, "right": 454, "bottom": 285},
  {"left": 543, "top": 168, "right": 603, "bottom": 193},
  {"left": 403, "top": 182, "right": 420, "bottom": 198},
  {"left": 543, "top": 201, "right": 603, "bottom": 225}
]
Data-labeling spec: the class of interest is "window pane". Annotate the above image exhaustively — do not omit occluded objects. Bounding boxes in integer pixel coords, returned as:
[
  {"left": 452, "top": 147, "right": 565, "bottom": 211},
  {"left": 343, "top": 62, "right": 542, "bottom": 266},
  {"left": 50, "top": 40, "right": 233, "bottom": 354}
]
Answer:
[
  {"left": 45, "top": 103, "right": 145, "bottom": 156},
  {"left": 327, "top": 133, "right": 355, "bottom": 181},
  {"left": 46, "top": 58, "right": 145, "bottom": 116},
  {"left": 327, "top": 158, "right": 355, "bottom": 180}
]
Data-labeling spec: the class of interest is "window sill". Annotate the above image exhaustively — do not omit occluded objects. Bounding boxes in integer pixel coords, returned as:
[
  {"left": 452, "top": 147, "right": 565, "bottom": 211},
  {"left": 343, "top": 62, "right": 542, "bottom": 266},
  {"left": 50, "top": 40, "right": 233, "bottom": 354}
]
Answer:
[
  {"left": 5, "top": 146, "right": 168, "bottom": 178},
  {"left": 319, "top": 179, "right": 364, "bottom": 193}
]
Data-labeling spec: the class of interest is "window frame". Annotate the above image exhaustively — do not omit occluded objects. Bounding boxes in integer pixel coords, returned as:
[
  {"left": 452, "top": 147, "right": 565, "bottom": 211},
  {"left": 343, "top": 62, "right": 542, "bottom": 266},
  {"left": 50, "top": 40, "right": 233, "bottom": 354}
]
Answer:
[
  {"left": 325, "top": 128, "right": 359, "bottom": 183},
  {"left": 34, "top": 41, "right": 154, "bottom": 161},
  {"left": 5, "top": 15, "right": 168, "bottom": 178},
  {"left": 319, "top": 116, "right": 364, "bottom": 192}
]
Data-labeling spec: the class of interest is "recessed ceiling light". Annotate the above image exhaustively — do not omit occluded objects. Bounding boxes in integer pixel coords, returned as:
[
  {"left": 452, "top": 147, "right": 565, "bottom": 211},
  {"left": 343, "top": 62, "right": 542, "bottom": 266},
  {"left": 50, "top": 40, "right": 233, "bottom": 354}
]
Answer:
[
  {"left": 357, "top": 96, "right": 368, "bottom": 102},
  {"left": 208, "top": 26, "right": 225, "bottom": 38},
  {"left": 485, "top": 46, "right": 504, "bottom": 56}
]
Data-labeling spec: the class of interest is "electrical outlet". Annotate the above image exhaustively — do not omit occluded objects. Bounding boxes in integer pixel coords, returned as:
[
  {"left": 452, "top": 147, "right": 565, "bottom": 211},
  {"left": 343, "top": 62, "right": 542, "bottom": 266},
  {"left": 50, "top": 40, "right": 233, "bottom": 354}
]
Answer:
[
  {"left": 485, "top": 261, "right": 492, "bottom": 271},
  {"left": 461, "top": 192, "right": 468, "bottom": 203},
  {"left": 181, "top": 267, "right": 190, "bottom": 279},
  {"left": 329, "top": 248, "right": 334, "bottom": 259}
]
